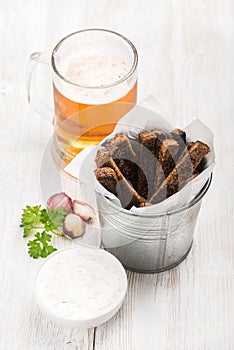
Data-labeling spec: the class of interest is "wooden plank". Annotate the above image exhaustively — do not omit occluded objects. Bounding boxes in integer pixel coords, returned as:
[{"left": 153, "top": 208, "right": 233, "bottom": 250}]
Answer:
[
  {"left": 0, "top": 0, "right": 94, "bottom": 349},
  {"left": 93, "top": 0, "right": 234, "bottom": 349}
]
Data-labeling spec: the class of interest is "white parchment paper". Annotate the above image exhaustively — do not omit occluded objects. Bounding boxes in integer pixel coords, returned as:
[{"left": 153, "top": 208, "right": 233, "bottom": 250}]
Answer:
[{"left": 65, "top": 97, "right": 215, "bottom": 214}]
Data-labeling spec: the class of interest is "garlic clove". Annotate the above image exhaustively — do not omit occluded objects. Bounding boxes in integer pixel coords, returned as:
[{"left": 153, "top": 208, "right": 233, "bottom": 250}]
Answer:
[
  {"left": 72, "top": 200, "right": 96, "bottom": 222},
  {"left": 47, "top": 192, "right": 72, "bottom": 212},
  {"left": 63, "top": 214, "right": 86, "bottom": 239}
]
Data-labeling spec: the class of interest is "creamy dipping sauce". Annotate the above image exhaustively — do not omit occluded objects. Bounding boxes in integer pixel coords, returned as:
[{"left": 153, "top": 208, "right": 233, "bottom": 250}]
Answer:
[{"left": 35, "top": 246, "right": 127, "bottom": 321}]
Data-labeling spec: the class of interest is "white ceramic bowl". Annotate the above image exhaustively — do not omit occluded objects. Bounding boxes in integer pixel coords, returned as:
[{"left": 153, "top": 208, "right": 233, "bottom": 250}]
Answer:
[{"left": 35, "top": 245, "right": 127, "bottom": 328}]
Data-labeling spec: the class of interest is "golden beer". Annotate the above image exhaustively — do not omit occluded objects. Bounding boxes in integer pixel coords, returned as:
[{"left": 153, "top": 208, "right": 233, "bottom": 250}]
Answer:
[{"left": 51, "top": 29, "right": 138, "bottom": 164}]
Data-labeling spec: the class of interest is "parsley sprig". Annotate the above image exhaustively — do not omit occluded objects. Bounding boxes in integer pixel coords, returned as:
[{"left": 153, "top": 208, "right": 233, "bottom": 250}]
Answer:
[
  {"left": 20, "top": 205, "right": 67, "bottom": 259},
  {"left": 27, "top": 232, "right": 57, "bottom": 259}
]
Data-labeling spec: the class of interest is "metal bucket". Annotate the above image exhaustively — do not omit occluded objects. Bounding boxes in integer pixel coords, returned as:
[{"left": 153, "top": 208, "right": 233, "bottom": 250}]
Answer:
[{"left": 96, "top": 176, "right": 212, "bottom": 273}]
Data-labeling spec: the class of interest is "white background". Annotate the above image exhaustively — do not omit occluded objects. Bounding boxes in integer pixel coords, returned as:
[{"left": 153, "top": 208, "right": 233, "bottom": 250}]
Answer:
[{"left": 0, "top": 0, "right": 233, "bottom": 349}]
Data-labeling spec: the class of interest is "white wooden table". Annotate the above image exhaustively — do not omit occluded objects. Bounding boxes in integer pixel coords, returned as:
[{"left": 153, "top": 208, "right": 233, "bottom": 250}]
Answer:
[{"left": 0, "top": 1, "right": 233, "bottom": 349}]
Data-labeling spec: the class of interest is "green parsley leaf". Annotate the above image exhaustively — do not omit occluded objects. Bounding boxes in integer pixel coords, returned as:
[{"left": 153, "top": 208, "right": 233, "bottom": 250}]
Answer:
[
  {"left": 40, "top": 209, "right": 57, "bottom": 231},
  {"left": 21, "top": 204, "right": 68, "bottom": 258},
  {"left": 42, "top": 207, "right": 67, "bottom": 231},
  {"left": 27, "top": 232, "right": 57, "bottom": 259},
  {"left": 20, "top": 205, "right": 41, "bottom": 237}
]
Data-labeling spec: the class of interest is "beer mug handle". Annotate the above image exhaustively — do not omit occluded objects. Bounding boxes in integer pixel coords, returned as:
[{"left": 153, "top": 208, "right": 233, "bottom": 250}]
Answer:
[{"left": 27, "top": 52, "right": 53, "bottom": 122}]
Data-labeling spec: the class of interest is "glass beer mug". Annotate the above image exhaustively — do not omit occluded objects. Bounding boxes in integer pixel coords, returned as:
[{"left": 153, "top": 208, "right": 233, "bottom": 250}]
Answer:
[{"left": 27, "top": 29, "right": 138, "bottom": 166}]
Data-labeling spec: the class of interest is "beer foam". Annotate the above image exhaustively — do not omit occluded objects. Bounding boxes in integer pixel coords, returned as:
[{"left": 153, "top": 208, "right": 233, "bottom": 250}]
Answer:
[
  {"left": 66, "top": 49, "right": 129, "bottom": 87},
  {"left": 53, "top": 48, "right": 137, "bottom": 104}
]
